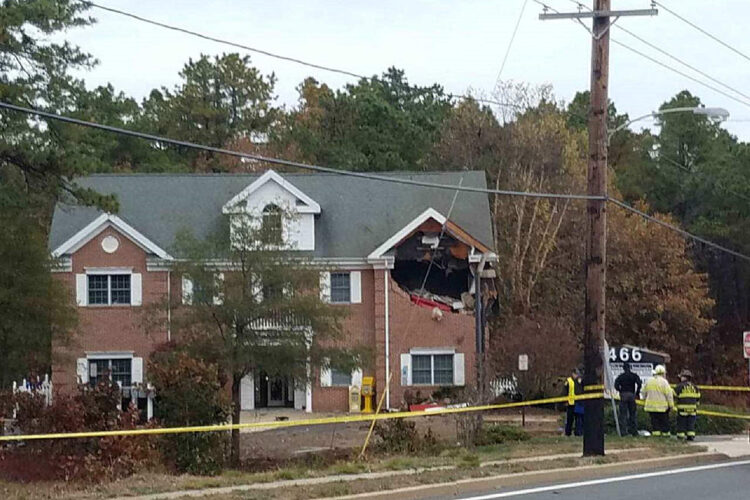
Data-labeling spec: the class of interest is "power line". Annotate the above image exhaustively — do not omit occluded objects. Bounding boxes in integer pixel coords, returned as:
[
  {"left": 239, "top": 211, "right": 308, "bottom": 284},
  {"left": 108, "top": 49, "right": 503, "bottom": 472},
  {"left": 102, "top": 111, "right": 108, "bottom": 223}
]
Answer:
[
  {"left": 611, "top": 39, "right": 750, "bottom": 109},
  {"left": 86, "top": 2, "right": 594, "bottom": 125},
  {"left": 495, "top": 0, "right": 530, "bottom": 85},
  {"left": 5, "top": 103, "right": 748, "bottom": 266},
  {"left": 534, "top": 0, "right": 750, "bottom": 109},
  {"left": 609, "top": 197, "right": 750, "bottom": 263},
  {"left": 566, "top": 0, "right": 750, "bottom": 104},
  {"left": 86, "top": 2, "right": 521, "bottom": 113},
  {"left": 654, "top": 0, "right": 750, "bottom": 65},
  {"left": 0, "top": 101, "right": 602, "bottom": 201}
]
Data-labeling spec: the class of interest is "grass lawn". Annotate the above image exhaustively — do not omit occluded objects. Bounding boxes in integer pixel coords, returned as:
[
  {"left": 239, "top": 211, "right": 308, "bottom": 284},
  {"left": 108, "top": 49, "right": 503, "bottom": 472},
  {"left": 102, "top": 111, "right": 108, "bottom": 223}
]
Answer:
[{"left": 0, "top": 434, "right": 704, "bottom": 500}]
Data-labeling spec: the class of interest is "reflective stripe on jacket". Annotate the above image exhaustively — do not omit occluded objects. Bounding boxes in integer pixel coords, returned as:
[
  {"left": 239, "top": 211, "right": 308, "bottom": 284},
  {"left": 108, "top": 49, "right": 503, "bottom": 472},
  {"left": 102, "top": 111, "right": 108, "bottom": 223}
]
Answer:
[
  {"left": 641, "top": 375, "right": 674, "bottom": 413},
  {"left": 566, "top": 377, "right": 581, "bottom": 406},
  {"left": 675, "top": 381, "right": 701, "bottom": 415}
]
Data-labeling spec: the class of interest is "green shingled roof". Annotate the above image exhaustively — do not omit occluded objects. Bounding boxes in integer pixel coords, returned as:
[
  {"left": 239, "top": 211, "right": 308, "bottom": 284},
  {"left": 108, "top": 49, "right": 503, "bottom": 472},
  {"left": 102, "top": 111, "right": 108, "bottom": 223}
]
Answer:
[{"left": 49, "top": 170, "right": 494, "bottom": 259}]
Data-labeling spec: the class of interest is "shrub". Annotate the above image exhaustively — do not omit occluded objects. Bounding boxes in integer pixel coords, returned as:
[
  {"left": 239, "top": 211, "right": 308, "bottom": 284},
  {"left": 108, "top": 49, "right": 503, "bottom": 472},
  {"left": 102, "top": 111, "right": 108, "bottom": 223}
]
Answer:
[
  {"left": 455, "top": 413, "right": 483, "bottom": 448},
  {"left": 373, "top": 419, "right": 441, "bottom": 455},
  {"left": 603, "top": 403, "right": 747, "bottom": 435},
  {"left": 374, "top": 419, "right": 420, "bottom": 454},
  {"left": 476, "top": 424, "right": 531, "bottom": 445},
  {"left": 148, "top": 347, "right": 230, "bottom": 475},
  {"left": 0, "top": 380, "right": 158, "bottom": 482}
]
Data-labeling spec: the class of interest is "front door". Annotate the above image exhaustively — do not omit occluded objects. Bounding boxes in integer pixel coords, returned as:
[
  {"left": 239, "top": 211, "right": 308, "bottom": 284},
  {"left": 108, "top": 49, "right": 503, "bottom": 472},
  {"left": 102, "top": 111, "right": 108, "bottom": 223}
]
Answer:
[{"left": 268, "top": 376, "right": 285, "bottom": 407}]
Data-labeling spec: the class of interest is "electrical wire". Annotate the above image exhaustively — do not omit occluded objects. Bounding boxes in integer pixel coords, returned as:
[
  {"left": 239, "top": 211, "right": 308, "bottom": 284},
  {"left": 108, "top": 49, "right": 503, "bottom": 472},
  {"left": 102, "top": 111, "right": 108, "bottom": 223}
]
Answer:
[
  {"left": 86, "top": 2, "right": 521, "bottom": 113},
  {"left": 85, "top": 2, "right": 595, "bottom": 125},
  {"left": 654, "top": 0, "right": 750, "bottom": 65},
  {"left": 609, "top": 197, "right": 750, "bottom": 263},
  {"left": 495, "top": 0, "right": 530, "bottom": 86},
  {"left": 0, "top": 101, "right": 602, "bottom": 201},
  {"left": 534, "top": 0, "right": 750, "bottom": 109},
  {"left": 611, "top": 39, "right": 750, "bottom": 109},
  {"left": 566, "top": 0, "right": 750, "bottom": 105},
  {"left": 4, "top": 103, "right": 748, "bottom": 268}
]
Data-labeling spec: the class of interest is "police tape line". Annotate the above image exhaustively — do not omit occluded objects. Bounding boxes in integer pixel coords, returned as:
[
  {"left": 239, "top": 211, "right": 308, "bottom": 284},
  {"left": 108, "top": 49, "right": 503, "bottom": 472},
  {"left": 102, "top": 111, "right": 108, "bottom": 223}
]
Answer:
[
  {"left": 585, "top": 384, "right": 750, "bottom": 392},
  {"left": 696, "top": 409, "right": 750, "bottom": 420},
  {"left": 628, "top": 399, "right": 750, "bottom": 420},
  {"left": 0, "top": 393, "right": 603, "bottom": 442}
]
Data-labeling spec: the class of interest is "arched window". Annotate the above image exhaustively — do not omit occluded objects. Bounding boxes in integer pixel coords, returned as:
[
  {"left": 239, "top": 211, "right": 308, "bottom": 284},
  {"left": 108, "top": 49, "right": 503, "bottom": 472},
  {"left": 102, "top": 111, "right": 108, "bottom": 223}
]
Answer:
[{"left": 262, "top": 204, "right": 283, "bottom": 244}]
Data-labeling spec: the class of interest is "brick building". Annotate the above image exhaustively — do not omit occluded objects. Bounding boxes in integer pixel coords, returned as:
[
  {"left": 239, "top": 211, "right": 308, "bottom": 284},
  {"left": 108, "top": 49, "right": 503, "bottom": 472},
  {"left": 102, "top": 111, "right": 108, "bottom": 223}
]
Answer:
[{"left": 49, "top": 170, "right": 496, "bottom": 414}]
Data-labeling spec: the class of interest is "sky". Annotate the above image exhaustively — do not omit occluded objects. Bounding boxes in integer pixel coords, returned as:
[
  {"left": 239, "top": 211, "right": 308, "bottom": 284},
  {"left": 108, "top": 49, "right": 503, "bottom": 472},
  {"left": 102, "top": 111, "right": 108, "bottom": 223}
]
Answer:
[{"left": 64, "top": 0, "right": 750, "bottom": 140}]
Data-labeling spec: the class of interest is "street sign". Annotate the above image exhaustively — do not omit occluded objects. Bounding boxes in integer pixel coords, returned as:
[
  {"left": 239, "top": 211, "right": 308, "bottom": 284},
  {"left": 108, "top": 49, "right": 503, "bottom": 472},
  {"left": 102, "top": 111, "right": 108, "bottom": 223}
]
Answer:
[
  {"left": 607, "top": 345, "right": 668, "bottom": 383},
  {"left": 518, "top": 354, "right": 529, "bottom": 371},
  {"left": 743, "top": 331, "right": 750, "bottom": 359}
]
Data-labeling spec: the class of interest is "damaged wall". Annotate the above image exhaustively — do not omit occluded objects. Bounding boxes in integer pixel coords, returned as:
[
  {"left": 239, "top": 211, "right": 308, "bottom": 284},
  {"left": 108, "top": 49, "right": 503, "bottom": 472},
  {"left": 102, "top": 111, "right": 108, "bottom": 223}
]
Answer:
[{"left": 374, "top": 269, "right": 477, "bottom": 410}]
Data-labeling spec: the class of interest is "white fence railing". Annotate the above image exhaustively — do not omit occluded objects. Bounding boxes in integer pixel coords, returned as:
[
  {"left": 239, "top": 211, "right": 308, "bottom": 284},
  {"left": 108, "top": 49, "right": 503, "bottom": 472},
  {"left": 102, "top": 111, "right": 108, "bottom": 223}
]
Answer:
[
  {"left": 11, "top": 375, "right": 53, "bottom": 417},
  {"left": 489, "top": 376, "right": 518, "bottom": 397}
]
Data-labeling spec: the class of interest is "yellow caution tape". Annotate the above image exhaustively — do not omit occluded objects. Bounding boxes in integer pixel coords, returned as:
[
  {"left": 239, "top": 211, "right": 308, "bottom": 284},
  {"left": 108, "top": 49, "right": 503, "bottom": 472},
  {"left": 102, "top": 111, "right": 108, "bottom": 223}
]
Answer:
[
  {"left": 0, "top": 393, "right": 602, "bottom": 442},
  {"left": 697, "top": 409, "right": 750, "bottom": 420},
  {"left": 586, "top": 384, "right": 750, "bottom": 392},
  {"left": 696, "top": 385, "right": 750, "bottom": 392},
  {"left": 630, "top": 398, "right": 750, "bottom": 420}
]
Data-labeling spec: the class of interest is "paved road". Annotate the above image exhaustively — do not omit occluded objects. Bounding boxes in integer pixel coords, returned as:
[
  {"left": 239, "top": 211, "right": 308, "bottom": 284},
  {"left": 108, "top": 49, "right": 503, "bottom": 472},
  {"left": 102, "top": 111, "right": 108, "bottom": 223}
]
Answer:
[{"left": 439, "top": 460, "right": 750, "bottom": 500}]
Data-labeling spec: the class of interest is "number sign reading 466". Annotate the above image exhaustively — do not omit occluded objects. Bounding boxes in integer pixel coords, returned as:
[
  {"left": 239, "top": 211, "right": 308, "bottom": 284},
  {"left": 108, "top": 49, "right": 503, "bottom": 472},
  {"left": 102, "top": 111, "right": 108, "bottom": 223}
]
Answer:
[{"left": 609, "top": 347, "right": 642, "bottom": 363}]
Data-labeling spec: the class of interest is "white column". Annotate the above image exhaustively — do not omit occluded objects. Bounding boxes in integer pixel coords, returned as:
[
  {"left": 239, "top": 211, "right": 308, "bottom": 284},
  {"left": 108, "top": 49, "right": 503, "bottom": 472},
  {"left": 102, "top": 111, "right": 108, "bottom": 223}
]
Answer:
[
  {"left": 240, "top": 374, "right": 255, "bottom": 410},
  {"left": 305, "top": 360, "right": 313, "bottom": 413},
  {"left": 384, "top": 269, "right": 390, "bottom": 410}
]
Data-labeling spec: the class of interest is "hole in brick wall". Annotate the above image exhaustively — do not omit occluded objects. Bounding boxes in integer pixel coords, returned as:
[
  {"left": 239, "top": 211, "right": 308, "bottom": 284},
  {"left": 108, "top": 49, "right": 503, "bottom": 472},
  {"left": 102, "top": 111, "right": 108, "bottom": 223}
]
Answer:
[{"left": 391, "top": 231, "right": 473, "bottom": 312}]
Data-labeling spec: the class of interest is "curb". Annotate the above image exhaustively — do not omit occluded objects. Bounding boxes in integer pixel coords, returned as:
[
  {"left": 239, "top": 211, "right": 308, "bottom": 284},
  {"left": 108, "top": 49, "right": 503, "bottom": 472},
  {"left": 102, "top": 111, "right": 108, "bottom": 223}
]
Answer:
[
  {"left": 319, "top": 452, "right": 727, "bottom": 500},
  {"left": 109, "top": 447, "right": 699, "bottom": 500}
]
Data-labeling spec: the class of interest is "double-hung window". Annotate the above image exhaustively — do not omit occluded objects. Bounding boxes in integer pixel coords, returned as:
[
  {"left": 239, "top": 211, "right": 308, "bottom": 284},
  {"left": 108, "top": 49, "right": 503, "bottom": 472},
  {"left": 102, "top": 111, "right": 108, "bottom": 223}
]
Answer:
[
  {"left": 411, "top": 354, "right": 454, "bottom": 385},
  {"left": 89, "top": 358, "right": 132, "bottom": 387},
  {"left": 330, "top": 368, "right": 352, "bottom": 387},
  {"left": 88, "top": 274, "right": 131, "bottom": 305},
  {"left": 330, "top": 272, "right": 351, "bottom": 303}
]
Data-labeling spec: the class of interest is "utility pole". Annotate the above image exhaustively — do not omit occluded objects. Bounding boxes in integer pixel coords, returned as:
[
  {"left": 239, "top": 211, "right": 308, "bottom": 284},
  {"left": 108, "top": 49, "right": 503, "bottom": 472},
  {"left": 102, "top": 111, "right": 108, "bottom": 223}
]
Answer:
[
  {"left": 583, "top": 0, "right": 610, "bottom": 458},
  {"left": 539, "top": 1, "right": 657, "bottom": 456}
]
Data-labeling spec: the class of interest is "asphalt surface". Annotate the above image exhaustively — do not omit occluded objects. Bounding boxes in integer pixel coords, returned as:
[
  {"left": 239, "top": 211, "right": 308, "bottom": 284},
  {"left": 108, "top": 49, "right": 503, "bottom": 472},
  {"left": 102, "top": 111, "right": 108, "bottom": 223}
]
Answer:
[{"left": 437, "top": 460, "right": 750, "bottom": 500}]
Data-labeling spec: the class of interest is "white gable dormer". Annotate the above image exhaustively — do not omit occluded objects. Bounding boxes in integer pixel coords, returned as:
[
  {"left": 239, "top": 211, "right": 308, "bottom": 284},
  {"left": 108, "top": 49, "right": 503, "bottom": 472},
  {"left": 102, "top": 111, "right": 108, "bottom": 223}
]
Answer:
[{"left": 222, "top": 170, "right": 320, "bottom": 251}]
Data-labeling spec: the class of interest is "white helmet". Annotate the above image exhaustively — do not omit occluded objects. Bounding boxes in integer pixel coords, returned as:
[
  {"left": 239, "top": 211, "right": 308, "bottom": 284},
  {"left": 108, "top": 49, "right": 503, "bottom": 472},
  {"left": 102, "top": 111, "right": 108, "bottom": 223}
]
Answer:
[{"left": 653, "top": 364, "right": 666, "bottom": 375}]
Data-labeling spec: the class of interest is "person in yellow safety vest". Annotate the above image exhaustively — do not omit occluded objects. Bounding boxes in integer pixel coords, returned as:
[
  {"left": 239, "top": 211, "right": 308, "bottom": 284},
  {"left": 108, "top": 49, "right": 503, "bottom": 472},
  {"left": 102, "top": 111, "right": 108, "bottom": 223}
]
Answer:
[
  {"left": 641, "top": 364, "right": 675, "bottom": 436},
  {"left": 674, "top": 369, "right": 701, "bottom": 441},
  {"left": 564, "top": 368, "right": 583, "bottom": 436}
]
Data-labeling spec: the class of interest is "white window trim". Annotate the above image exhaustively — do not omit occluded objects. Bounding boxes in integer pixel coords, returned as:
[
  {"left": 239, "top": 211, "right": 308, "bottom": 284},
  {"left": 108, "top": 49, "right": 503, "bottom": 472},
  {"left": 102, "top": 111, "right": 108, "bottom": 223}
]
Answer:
[
  {"left": 84, "top": 266, "right": 134, "bottom": 274},
  {"left": 85, "top": 351, "right": 134, "bottom": 359},
  {"left": 409, "top": 348, "right": 456, "bottom": 355}
]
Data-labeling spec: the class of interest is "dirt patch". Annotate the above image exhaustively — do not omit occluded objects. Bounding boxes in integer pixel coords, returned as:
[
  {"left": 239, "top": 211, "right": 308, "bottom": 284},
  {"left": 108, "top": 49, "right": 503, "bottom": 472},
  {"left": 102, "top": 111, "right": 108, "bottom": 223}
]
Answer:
[{"left": 241, "top": 415, "right": 460, "bottom": 461}]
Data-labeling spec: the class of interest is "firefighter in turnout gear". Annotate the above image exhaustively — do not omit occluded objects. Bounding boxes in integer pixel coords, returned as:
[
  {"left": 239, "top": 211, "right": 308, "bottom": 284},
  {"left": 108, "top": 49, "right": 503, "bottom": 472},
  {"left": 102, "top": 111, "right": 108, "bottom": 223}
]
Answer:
[
  {"left": 675, "top": 369, "right": 701, "bottom": 441},
  {"left": 641, "top": 364, "right": 675, "bottom": 436}
]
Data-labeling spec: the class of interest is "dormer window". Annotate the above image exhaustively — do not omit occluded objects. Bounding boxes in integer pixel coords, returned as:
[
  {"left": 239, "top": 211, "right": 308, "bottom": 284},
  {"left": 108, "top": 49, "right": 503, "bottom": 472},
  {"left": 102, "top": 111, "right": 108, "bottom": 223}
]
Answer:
[
  {"left": 222, "top": 170, "right": 320, "bottom": 252},
  {"left": 262, "top": 204, "right": 283, "bottom": 244}
]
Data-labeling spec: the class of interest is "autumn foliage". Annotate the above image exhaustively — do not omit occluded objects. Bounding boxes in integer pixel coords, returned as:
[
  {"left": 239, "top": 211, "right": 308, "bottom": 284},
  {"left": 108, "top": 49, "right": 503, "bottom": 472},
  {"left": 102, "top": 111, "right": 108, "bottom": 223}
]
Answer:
[{"left": 0, "top": 381, "right": 158, "bottom": 482}]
